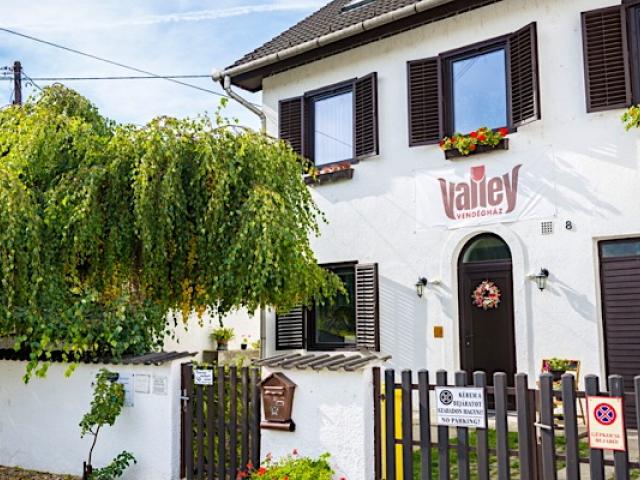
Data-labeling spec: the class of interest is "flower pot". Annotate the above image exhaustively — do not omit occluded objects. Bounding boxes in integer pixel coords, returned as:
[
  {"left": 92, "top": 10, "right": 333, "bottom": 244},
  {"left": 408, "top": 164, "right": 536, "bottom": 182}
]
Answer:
[
  {"left": 444, "top": 138, "right": 509, "bottom": 160},
  {"left": 216, "top": 340, "right": 229, "bottom": 351},
  {"left": 241, "top": 343, "right": 248, "bottom": 350}
]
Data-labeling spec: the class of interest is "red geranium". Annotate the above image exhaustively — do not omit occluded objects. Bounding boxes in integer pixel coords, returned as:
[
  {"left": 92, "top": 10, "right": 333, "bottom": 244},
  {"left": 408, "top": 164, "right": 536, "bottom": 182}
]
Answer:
[{"left": 499, "top": 127, "right": 509, "bottom": 136}]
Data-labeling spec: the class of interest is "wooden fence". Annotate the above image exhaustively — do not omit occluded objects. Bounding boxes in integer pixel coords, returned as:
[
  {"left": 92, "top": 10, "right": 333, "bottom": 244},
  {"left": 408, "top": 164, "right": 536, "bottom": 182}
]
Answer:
[
  {"left": 181, "top": 364, "right": 261, "bottom": 480},
  {"left": 373, "top": 368, "right": 640, "bottom": 480}
]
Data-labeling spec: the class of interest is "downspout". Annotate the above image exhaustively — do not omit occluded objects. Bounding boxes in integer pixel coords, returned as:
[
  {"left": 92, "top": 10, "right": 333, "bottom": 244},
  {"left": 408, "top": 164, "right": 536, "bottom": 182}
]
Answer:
[
  {"left": 217, "top": 73, "right": 267, "bottom": 134},
  {"left": 213, "top": 72, "right": 268, "bottom": 358}
]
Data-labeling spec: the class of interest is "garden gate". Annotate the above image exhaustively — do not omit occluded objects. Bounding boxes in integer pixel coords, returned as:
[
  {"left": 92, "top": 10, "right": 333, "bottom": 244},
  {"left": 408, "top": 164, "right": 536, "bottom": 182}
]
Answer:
[
  {"left": 374, "top": 368, "right": 640, "bottom": 480},
  {"left": 181, "top": 364, "right": 261, "bottom": 480}
]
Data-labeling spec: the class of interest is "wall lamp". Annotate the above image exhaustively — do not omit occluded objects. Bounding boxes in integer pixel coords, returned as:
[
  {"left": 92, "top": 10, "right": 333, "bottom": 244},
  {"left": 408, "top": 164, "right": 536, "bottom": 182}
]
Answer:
[
  {"left": 415, "top": 277, "right": 428, "bottom": 297},
  {"left": 531, "top": 268, "right": 550, "bottom": 291}
]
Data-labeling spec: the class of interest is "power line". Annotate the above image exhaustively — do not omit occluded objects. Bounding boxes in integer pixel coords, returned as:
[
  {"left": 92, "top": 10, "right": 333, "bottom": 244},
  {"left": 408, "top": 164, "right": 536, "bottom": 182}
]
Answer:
[
  {"left": 21, "top": 71, "right": 43, "bottom": 92},
  {"left": 0, "top": 74, "right": 212, "bottom": 81},
  {"left": 0, "top": 27, "right": 225, "bottom": 98}
]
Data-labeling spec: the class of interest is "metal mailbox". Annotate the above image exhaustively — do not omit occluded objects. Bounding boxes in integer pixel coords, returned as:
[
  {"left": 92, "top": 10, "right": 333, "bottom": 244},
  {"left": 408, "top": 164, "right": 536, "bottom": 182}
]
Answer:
[{"left": 260, "top": 372, "right": 296, "bottom": 431}]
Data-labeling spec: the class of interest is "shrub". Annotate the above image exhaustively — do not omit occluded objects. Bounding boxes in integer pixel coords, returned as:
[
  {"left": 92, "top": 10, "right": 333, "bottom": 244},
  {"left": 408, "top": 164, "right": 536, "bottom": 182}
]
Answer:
[{"left": 244, "top": 451, "right": 335, "bottom": 480}]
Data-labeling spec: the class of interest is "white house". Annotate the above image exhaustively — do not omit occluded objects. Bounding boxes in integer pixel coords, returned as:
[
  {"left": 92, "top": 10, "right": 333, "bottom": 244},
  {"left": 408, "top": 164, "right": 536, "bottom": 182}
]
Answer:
[{"left": 218, "top": 0, "right": 640, "bottom": 401}]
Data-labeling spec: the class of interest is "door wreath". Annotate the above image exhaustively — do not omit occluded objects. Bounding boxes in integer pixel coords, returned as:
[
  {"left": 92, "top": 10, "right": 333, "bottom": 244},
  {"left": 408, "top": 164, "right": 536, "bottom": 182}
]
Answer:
[{"left": 472, "top": 280, "right": 501, "bottom": 310}]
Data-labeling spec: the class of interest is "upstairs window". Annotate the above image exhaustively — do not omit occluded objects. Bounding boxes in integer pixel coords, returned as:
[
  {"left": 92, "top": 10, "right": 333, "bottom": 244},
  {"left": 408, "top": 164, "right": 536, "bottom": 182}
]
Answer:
[
  {"left": 310, "top": 87, "right": 354, "bottom": 166},
  {"left": 408, "top": 23, "right": 540, "bottom": 145},
  {"left": 278, "top": 73, "right": 379, "bottom": 166},
  {"left": 449, "top": 48, "right": 508, "bottom": 133}
]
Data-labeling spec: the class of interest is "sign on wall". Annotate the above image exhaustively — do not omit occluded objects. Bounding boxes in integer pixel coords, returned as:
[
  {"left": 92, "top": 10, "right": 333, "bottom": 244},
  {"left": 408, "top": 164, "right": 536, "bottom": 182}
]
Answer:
[
  {"left": 586, "top": 396, "right": 626, "bottom": 451},
  {"left": 194, "top": 369, "right": 214, "bottom": 386},
  {"left": 415, "top": 151, "right": 556, "bottom": 229},
  {"left": 435, "top": 386, "right": 486, "bottom": 428}
]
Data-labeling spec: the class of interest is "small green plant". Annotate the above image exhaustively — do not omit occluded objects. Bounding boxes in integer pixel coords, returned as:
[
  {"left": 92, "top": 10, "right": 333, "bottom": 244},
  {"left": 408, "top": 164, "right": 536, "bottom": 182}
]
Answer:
[
  {"left": 622, "top": 105, "right": 640, "bottom": 130},
  {"left": 80, "top": 369, "right": 135, "bottom": 479},
  {"left": 245, "top": 451, "right": 334, "bottom": 480},
  {"left": 547, "top": 358, "right": 572, "bottom": 372},
  {"left": 211, "top": 326, "right": 235, "bottom": 350},
  {"left": 250, "top": 339, "right": 261, "bottom": 351},
  {"left": 440, "top": 127, "right": 508, "bottom": 156}
]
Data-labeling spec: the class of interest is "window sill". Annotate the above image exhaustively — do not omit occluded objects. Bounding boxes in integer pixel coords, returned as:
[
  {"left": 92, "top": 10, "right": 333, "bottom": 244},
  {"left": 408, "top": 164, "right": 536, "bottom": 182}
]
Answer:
[
  {"left": 444, "top": 138, "right": 509, "bottom": 160},
  {"left": 304, "top": 165, "right": 354, "bottom": 185}
]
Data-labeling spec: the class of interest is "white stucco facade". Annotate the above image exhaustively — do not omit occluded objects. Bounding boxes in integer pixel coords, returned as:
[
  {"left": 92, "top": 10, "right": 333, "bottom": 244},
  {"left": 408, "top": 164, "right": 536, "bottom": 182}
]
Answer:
[
  {"left": 0, "top": 360, "right": 184, "bottom": 479},
  {"left": 259, "top": 0, "right": 640, "bottom": 384}
]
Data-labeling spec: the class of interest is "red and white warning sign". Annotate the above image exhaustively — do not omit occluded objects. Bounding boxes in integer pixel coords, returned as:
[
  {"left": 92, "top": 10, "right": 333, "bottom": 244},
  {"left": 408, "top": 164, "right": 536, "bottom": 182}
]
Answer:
[{"left": 586, "top": 396, "right": 626, "bottom": 451}]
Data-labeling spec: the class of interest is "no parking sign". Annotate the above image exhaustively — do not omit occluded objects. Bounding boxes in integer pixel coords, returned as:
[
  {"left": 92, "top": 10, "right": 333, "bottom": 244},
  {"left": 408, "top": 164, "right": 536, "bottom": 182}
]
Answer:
[{"left": 586, "top": 396, "right": 626, "bottom": 451}]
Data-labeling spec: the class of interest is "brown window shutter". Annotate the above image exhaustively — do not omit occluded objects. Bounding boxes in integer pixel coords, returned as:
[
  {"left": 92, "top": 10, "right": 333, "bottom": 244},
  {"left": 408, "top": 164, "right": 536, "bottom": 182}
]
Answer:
[
  {"left": 355, "top": 263, "right": 380, "bottom": 351},
  {"left": 582, "top": 6, "right": 632, "bottom": 112},
  {"left": 278, "top": 97, "right": 304, "bottom": 156},
  {"left": 509, "top": 22, "right": 541, "bottom": 127},
  {"left": 354, "top": 72, "right": 379, "bottom": 158},
  {"left": 407, "top": 57, "right": 442, "bottom": 146},
  {"left": 275, "top": 306, "right": 305, "bottom": 350}
]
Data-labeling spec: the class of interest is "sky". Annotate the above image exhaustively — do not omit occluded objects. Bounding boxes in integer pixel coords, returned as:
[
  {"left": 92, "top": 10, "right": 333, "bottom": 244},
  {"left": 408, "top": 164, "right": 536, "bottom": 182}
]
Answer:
[{"left": 0, "top": 1, "right": 324, "bottom": 128}]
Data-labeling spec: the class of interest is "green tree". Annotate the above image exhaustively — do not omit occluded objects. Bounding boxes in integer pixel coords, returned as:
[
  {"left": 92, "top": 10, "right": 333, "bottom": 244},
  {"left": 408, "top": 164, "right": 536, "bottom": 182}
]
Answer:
[{"left": 0, "top": 85, "right": 342, "bottom": 379}]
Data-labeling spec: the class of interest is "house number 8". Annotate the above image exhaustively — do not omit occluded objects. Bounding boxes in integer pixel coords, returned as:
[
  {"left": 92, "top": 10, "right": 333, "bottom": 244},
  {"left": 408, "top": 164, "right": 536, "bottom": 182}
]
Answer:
[{"left": 566, "top": 221, "right": 573, "bottom": 231}]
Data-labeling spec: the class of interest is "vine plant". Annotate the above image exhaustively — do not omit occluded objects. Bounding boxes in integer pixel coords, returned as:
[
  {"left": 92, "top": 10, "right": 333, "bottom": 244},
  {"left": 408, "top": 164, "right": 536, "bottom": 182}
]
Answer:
[{"left": 0, "top": 85, "right": 343, "bottom": 379}]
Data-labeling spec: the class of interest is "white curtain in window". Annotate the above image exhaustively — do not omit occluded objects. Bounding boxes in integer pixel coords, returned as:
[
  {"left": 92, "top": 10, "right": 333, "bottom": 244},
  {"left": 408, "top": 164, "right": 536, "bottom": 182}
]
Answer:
[{"left": 313, "top": 91, "right": 353, "bottom": 166}]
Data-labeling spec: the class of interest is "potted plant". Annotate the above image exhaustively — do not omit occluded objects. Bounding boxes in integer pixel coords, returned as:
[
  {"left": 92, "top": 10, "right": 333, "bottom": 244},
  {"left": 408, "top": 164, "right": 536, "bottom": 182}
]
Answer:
[
  {"left": 240, "top": 336, "right": 249, "bottom": 350},
  {"left": 211, "top": 326, "right": 235, "bottom": 351},
  {"left": 440, "top": 127, "right": 509, "bottom": 159},
  {"left": 547, "top": 358, "right": 573, "bottom": 381}
]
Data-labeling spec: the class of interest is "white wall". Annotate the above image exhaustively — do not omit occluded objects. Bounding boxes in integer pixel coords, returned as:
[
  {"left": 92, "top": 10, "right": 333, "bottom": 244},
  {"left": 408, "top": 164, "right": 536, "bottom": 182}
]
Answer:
[
  {"left": 0, "top": 360, "right": 183, "bottom": 479},
  {"left": 164, "top": 308, "right": 261, "bottom": 357},
  {"left": 261, "top": 0, "right": 638, "bottom": 384},
  {"left": 260, "top": 367, "right": 375, "bottom": 480}
]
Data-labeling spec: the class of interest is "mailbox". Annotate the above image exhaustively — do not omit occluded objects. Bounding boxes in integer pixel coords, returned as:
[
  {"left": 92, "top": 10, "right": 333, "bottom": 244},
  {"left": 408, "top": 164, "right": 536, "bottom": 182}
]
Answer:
[{"left": 260, "top": 372, "right": 296, "bottom": 431}]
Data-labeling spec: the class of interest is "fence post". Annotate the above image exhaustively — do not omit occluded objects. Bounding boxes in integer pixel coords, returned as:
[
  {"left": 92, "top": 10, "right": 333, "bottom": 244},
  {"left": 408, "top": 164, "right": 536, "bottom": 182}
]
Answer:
[
  {"left": 436, "top": 370, "right": 449, "bottom": 480},
  {"left": 241, "top": 367, "right": 250, "bottom": 474},
  {"left": 473, "top": 371, "right": 489, "bottom": 480},
  {"left": 373, "top": 367, "right": 382, "bottom": 480},
  {"left": 206, "top": 374, "right": 215, "bottom": 480},
  {"left": 455, "top": 371, "right": 470, "bottom": 480},
  {"left": 196, "top": 382, "right": 205, "bottom": 480},
  {"left": 539, "top": 373, "right": 557, "bottom": 480},
  {"left": 635, "top": 376, "right": 640, "bottom": 464},
  {"left": 494, "top": 372, "right": 510, "bottom": 480},
  {"left": 385, "top": 368, "right": 397, "bottom": 480},
  {"left": 561, "top": 373, "right": 580, "bottom": 480},
  {"left": 250, "top": 367, "right": 261, "bottom": 469},
  {"left": 184, "top": 363, "right": 195, "bottom": 480},
  {"left": 229, "top": 366, "right": 239, "bottom": 478},
  {"left": 515, "top": 373, "right": 533, "bottom": 480},
  {"left": 609, "top": 375, "right": 630, "bottom": 480},
  {"left": 401, "top": 370, "right": 414, "bottom": 480},
  {"left": 217, "top": 366, "right": 226, "bottom": 480},
  {"left": 418, "top": 370, "right": 432, "bottom": 480},
  {"left": 585, "top": 374, "right": 604, "bottom": 480}
]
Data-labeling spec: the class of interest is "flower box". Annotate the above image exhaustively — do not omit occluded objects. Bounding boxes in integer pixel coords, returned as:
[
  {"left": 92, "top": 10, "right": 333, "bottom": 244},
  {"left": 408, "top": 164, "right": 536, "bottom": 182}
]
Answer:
[
  {"left": 444, "top": 138, "right": 509, "bottom": 160},
  {"left": 304, "top": 162, "right": 354, "bottom": 185}
]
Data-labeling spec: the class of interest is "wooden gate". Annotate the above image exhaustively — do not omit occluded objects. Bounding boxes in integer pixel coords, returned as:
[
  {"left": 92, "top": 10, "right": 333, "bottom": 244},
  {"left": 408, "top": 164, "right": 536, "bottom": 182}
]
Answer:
[
  {"left": 181, "top": 364, "right": 261, "bottom": 480},
  {"left": 374, "top": 368, "right": 640, "bottom": 480}
]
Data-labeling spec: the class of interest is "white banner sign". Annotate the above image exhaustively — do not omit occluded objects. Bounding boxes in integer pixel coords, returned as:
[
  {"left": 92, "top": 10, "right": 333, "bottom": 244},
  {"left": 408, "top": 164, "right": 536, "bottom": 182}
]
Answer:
[
  {"left": 415, "top": 150, "right": 556, "bottom": 229},
  {"left": 194, "top": 369, "right": 213, "bottom": 386},
  {"left": 435, "top": 386, "right": 486, "bottom": 428}
]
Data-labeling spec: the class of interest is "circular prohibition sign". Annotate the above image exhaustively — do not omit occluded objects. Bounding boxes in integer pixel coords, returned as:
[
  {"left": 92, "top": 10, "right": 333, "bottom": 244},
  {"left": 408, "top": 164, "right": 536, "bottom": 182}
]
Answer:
[{"left": 594, "top": 402, "right": 617, "bottom": 426}]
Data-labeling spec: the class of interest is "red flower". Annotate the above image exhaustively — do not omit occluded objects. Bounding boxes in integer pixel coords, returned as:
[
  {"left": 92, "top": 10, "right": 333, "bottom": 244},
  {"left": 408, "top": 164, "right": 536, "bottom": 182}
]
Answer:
[
  {"left": 499, "top": 127, "right": 509, "bottom": 137},
  {"left": 257, "top": 467, "right": 267, "bottom": 476},
  {"left": 451, "top": 137, "right": 457, "bottom": 144},
  {"left": 247, "top": 461, "right": 254, "bottom": 470},
  {"left": 439, "top": 139, "right": 445, "bottom": 147},
  {"left": 283, "top": 477, "right": 289, "bottom": 480},
  {"left": 469, "top": 131, "right": 478, "bottom": 138},
  {"left": 477, "top": 134, "right": 486, "bottom": 142},
  {"left": 469, "top": 144, "right": 477, "bottom": 151}
]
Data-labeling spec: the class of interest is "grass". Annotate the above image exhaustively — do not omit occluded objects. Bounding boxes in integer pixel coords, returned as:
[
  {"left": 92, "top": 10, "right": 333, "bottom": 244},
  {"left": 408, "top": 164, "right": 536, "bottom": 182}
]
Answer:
[{"left": 410, "top": 429, "right": 592, "bottom": 479}]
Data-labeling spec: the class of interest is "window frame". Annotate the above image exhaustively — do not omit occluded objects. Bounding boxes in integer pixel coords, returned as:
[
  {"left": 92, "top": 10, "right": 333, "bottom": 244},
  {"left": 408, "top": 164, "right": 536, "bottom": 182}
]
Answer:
[
  {"left": 441, "top": 34, "right": 512, "bottom": 136},
  {"left": 304, "top": 79, "right": 358, "bottom": 167},
  {"left": 306, "top": 260, "right": 359, "bottom": 352}
]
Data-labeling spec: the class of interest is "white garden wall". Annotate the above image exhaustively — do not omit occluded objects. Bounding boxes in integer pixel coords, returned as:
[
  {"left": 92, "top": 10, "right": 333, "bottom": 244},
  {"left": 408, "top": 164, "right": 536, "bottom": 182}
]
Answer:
[
  {"left": 260, "top": 366, "right": 376, "bottom": 480},
  {"left": 0, "top": 359, "right": 185, "bottom": 479}
]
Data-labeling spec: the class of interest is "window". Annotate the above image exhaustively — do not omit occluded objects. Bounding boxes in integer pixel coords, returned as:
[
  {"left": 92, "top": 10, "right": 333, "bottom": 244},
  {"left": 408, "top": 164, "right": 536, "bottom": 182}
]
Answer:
[
  {"left": 278, "top": 73, "right": 378, "bottom": 165},
  {"left": 308, "top": 265, "right": 357, "bottom": 349},
  {"left": 310, "top": 88, "right": 354, "bottom": 166},
  {"left": 449, "top": 48, "right": 508, "bottom": 134},
  {"left": 408, "top": 23, "right": 540, "bottom": 145},
  {"left": 275, "top": 262, "right": 380, "bottom": 352},
  {"left": 341, "top": 0, "right": 376, "bottom": 12}
]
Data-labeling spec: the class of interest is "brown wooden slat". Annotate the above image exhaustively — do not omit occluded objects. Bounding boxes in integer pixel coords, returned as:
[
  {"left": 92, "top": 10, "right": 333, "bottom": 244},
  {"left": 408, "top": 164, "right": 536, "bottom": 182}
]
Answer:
[
  {"left": 509, "top": 22, "right": 540, "bottom": 127},
  {"left": 355, "top": 263, "right": 380, "bottom": 351},
  {"left": 275, "top": 307, "right": 305, "bottom": 350},
  {"left": 354, "top": 72, "right": 378, "bottom": 158},
  {"left": 279, "top": 97, "right": 304, "bottom": 155},
  {"left": 407, "top": 57, "right": 441, "bottom": 146}
]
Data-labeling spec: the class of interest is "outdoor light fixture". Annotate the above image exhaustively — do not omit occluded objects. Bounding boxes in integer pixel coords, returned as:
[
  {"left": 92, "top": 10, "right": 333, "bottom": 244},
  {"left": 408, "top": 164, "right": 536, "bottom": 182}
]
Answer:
[
  {"left": 533, "top": 268, "right": 550, "bottom": 291},
  {"left": 415, "top": 277, "right": 428, "bottom": 297}
]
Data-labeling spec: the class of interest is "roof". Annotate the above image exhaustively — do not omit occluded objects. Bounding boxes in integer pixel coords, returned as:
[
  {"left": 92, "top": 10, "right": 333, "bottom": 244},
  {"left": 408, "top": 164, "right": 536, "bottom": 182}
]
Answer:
[
  {"left": 254, "top": 352, "right": 390, "bottom": 372},
  {"left": 0, "top": 349, "right": 196, "bottom": 366},
  {"left": 226, "top": 0, "right": 502, "bottom": 91}
]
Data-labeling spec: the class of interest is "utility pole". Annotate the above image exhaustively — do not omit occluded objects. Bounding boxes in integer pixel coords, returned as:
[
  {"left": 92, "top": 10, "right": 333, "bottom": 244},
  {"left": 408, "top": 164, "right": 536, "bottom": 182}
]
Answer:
[{"left": 12, "top": 61, "right": 22, "bottom": 106}]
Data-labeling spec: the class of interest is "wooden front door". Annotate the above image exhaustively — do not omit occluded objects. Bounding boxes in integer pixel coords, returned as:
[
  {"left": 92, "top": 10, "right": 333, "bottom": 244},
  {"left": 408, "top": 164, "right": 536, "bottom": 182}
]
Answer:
[
  {"left": 599, "top": 238, "right": 640, "bottom": 428},
  {"left": 458, "top": 235, "right": 516, "bottom": 384}
]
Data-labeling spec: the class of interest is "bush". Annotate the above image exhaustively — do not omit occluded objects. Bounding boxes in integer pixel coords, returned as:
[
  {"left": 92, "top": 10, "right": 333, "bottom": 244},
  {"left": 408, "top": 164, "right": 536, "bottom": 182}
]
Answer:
[{"left": 244, "top": 451, "right": 335, "bottom": 480}]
